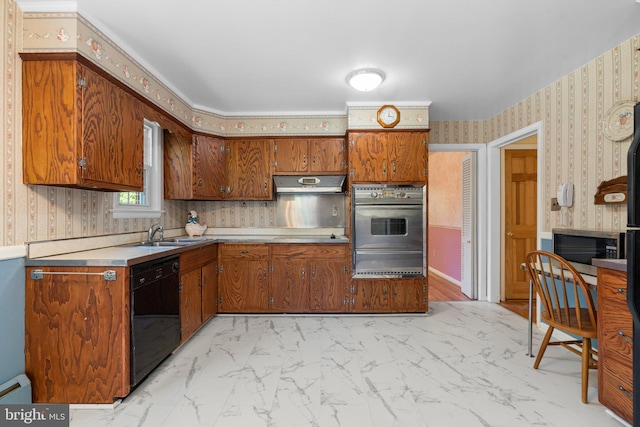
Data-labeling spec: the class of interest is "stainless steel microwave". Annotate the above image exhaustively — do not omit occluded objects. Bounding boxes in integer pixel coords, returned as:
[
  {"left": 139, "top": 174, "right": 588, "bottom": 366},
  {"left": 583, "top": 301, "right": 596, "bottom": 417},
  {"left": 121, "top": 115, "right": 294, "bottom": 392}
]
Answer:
[{"left": 552, "top": 228, "right": 625, "bottom": 276}]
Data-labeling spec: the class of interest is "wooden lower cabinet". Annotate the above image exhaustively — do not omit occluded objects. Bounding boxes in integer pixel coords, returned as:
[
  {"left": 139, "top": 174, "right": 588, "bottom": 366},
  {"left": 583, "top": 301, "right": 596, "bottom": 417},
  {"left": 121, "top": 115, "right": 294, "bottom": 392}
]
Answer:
[
  {"left": 270, "top": 244, "right": 349, "bottom": 313},
  {"left": 179, "top": 244, "right": 217, "bottom": 343},
  {"left": 597, "top": 267, "right": 633, "bottom": 424},
  {"left": 218, "top": 244, "right": 270, "bottom": 312},
  {"left": 25, "top": 266, "right": 130, "bottom": 404},
  {"left": 217, "top": 243, "right": 426, "bottom": 314},
  {"left": 351, "top": 278, "right": 428, "bottom": 313}
]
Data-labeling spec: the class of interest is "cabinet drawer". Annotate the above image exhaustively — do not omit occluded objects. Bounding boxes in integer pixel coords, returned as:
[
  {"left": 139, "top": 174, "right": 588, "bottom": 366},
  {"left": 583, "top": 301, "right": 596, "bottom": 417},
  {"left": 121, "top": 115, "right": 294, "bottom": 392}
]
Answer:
[
  {"left": 180, "top": 244, "right": 217, "bottom": 273},
  {"left": 219, "top": 244, "right": 268, "bottom": 259},
  {"left": 599, "top": 359, "right": 633, "bottom": 423},
  {"left": 600, "top": 285, "right": 628, "bottom": 310},
  {"left": 599, "top": 314, "right": 633, "bottom": 367},
  {"left": 271, "top": 244, "right": 347, "bottom": 259}
]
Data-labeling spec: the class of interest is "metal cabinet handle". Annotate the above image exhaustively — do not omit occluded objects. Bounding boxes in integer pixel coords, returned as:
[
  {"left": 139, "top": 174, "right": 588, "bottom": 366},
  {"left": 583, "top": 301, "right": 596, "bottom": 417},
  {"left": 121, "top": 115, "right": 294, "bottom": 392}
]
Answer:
[
  {"left": 618, "top": 385, "right": 633, "bottom": 398},
  {"left": 382, "top": 162, "right": 387, "bottom": 174},
  {"left": 301, "top": 267, "right": 305, "bottom": 280},
  {"left": 617, "top": 288, "right": 627, "bottom": 296},
  {"left": 617, "top": 330, "right": 632, "bottom": 343},
  {"left": 303, "top": 154, "right": 307, "bottom": 165}
]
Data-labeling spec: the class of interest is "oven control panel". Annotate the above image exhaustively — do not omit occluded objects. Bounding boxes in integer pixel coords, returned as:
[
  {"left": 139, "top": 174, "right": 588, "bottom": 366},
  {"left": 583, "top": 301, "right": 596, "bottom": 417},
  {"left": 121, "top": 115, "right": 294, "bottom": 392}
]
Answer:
[{"left": 354, "top": 185, "right": 424, "bottom": 204}]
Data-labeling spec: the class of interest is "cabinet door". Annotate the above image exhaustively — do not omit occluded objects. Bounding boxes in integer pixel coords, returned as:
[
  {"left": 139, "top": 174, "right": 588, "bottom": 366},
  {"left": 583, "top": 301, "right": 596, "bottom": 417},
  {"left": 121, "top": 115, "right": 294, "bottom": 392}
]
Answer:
[
  {"left": 348, "top": 133, "right": 387, "bottom": 182},
  {"left": 218, "top": 245, "right": 270, "bottom": 312},
  {"left": 351, "top": 279, "right": 391, "bottom": 312},
  {"left": 218, "top": 259, "right": 269, "bottom": 312},
  {"left": 193, "top": 135, "right": 226, "bottom": 199},
  {"left": 22, "top": 59, "right": 81, "bottom": 187},
  {"left": 201, "top": 261, "right": 218, "bottom": 322},
  {"left": 390, "top": 278, "right": 427, "bottom": 312},
  {"left": 387, "top": 132, "right": 427, "bottom": 183},
  {"left": 180, "top": 268, "right": 202, "bottom": 343},
  {"left": 25, "top": 266, "right": 129, "bottom": 403},
  {"left": 271, "top": 258, "right": 308, "bottom": 312},
  {"left": 81, "top": 65, "right": 143, "bottom": 190},
  {"left": 310, "top": 260, "right": 347, "bottom": 312},
  {"left": 275, "top": 139, "right": 308, "bottom": 173},
  {"left": 226, "top": 139, "right": 274, "bottom": 200},
  {"left": 310, "top": 138, "right": 346, "bottom": 173},
  {"left": 164, "top": 130, "right": 193, "bottom": 199}
]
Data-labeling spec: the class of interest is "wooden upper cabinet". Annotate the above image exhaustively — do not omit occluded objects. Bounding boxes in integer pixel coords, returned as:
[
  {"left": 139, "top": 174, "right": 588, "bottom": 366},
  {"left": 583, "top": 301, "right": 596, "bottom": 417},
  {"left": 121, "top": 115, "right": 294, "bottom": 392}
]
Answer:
[
  {"left": 348, "top": 131, "right": 428, "bottom": 184},
  {"left": 226, "top": 139, "right": 274, "bottom": 200},
  {"left": 348, "top": 132, "right": 387, "bottom": 182},
  {"left": 164, "top": 132, "right": 226, "bottom": 200},
  {"left": 193, "top": 135, "right": 226, "bottom": 199},
  {"left": 21, "top": 56, "right": 143, "bottom": 191},
  {"left": 275, "top": 137, "right": 346, "bottom": 174},
  {"left": 275, "top": 139, "right": 308, "bottom": 173},
  {"left": 310, "top": 138, "right": 346, "bottom": 173}
]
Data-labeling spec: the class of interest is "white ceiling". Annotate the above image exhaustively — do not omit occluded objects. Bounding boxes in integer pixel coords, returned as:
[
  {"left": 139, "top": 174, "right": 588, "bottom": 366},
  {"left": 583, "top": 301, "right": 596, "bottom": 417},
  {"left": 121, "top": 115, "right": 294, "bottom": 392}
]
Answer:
[{"left": 19, "top": 0, "right": 640, "bottom": 121}]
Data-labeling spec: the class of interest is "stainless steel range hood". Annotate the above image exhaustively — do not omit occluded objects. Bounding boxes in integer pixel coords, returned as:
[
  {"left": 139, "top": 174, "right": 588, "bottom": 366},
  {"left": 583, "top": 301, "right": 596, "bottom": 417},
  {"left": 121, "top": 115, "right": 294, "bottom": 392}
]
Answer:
[{"left": 273, "top": 175, "right": 345, "bottom": 193}]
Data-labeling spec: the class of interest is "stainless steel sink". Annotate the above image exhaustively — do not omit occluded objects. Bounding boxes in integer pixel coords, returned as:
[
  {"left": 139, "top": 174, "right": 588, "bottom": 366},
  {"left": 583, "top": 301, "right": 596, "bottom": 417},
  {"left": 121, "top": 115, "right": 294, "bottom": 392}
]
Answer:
[
  {"left": 168, "top": 237, "right": 207, "bottom": 243},
  {"left": 135, "top": 241, "right": 194, "bottom": 247}
]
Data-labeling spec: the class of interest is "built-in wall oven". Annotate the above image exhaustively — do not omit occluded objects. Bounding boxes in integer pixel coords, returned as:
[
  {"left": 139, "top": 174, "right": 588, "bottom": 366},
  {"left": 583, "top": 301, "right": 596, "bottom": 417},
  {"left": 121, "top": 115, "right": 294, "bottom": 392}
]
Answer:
[
  {"left": 352, "top": 184, "right": 426, "bottom": 277},
  {"left": 130, "top": 255, "right": 181, "bottom": 387}
]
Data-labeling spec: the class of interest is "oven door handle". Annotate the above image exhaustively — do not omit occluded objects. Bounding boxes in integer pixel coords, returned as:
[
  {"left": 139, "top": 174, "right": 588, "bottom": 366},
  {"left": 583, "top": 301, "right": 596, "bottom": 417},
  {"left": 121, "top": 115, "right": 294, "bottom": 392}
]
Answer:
[{"left": 354, "top": 249, "right": 424, "bottom": 254}]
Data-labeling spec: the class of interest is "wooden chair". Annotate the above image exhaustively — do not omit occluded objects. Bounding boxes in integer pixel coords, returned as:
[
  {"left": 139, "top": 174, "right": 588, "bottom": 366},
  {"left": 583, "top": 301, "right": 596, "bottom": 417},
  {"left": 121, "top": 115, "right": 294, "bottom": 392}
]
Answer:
[{"left": 524, "top": 250, "right": 598, "bottom": 403}]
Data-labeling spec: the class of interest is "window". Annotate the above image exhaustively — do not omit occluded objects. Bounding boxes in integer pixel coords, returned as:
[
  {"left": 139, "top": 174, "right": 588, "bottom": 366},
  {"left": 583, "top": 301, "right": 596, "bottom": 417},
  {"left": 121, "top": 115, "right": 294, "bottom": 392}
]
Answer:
[{"left": 111, "top": 120, "right": 164, "bottom": 219}]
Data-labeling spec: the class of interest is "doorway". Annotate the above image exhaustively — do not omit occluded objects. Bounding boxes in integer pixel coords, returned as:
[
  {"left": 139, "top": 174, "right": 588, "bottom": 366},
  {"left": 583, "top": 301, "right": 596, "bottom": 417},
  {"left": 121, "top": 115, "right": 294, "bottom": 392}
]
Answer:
[
  {"left": 427, "top": 151, "right": 471, "bottom": 301},
  {"left": 486, "top": 122, "right": 543, "bottom": 303},
  {"left": 428, "top": 144, "right": 487, "bottom": 301}
]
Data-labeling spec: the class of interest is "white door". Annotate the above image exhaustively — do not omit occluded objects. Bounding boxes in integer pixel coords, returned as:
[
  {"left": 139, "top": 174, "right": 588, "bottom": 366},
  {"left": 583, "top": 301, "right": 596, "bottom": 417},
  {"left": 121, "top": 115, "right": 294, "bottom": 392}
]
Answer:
[{"left": 461, "top": 153, "right": 476, "bottom": 299}]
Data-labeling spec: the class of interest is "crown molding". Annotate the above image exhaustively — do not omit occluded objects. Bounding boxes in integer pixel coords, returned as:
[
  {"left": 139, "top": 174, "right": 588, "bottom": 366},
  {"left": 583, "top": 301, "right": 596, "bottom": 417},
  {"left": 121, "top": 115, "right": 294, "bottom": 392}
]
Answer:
[{"left": 15, "top": 0, "right": 77, "bottom": 13}]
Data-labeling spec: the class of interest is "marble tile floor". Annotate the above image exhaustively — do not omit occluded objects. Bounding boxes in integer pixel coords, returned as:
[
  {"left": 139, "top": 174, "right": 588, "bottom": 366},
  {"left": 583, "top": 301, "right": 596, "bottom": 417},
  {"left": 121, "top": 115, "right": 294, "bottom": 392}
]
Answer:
[{"left": 71, "top": 302, "right": 626, "bottom": 427}]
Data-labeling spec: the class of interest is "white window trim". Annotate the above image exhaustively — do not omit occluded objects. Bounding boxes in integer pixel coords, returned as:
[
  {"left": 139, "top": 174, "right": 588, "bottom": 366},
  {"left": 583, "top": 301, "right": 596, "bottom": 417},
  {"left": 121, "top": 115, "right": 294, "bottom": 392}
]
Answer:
[{"left": 111, "top": 120, "right": 164, "bottom": 219}]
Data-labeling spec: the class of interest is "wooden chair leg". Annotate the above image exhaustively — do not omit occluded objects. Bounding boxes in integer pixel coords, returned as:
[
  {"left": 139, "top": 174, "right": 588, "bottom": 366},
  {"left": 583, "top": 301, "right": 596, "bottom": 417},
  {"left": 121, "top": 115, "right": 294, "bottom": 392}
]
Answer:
[
  {"left": 534, "top": 326, "right": 554, "bottom": 369},
  {"left": 581, "top": 337, "right": 591, "bottom": 403}
]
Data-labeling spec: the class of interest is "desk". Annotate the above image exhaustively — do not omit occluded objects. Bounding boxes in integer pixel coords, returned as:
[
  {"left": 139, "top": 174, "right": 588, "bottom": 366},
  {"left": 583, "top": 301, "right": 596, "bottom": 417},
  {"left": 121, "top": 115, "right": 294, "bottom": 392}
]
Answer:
[{"left": 521, "top": 261, "right": 596, "bottom": 357}]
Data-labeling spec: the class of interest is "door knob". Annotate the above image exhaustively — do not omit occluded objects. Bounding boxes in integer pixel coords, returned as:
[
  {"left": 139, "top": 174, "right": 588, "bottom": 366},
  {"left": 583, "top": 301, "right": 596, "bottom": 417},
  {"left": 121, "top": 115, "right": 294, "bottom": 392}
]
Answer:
[{"left": 506, "top": 231, "right": 513, "bottom": 237}]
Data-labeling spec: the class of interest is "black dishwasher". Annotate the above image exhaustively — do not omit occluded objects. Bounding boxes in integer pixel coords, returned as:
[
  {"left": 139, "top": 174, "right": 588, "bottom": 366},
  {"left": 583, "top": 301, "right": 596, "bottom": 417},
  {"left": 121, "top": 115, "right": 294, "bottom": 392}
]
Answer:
[{"left": 130, "top": 255, "right": 181, "bottom": 387}]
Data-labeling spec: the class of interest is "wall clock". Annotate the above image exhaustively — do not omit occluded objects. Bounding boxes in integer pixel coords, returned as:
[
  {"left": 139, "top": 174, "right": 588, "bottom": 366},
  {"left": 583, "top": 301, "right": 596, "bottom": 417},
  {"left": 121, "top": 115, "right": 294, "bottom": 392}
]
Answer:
[
  {"left": 377, "top": 105, "right": 400, "bottom": 128},
  {"left": 602, "top": 101, "right": 635, "bottom": 141}
]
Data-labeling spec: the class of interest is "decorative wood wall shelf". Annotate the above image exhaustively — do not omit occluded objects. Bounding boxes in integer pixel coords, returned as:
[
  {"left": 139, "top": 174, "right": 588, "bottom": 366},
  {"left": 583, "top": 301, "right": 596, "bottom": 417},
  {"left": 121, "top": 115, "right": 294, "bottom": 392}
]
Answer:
[{"left": 594, "top": 176, "right": 627, "bottom": 205}]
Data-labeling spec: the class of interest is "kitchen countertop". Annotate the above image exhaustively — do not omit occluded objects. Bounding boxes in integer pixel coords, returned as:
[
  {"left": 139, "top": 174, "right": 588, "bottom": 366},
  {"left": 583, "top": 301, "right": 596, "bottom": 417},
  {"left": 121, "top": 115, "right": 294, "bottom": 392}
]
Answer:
[
  {"left": 592, "top": 258, "right": 627, "bottom": 272},
  {"left": 25, "top": 233, "right": 349, "bottom": 267}
]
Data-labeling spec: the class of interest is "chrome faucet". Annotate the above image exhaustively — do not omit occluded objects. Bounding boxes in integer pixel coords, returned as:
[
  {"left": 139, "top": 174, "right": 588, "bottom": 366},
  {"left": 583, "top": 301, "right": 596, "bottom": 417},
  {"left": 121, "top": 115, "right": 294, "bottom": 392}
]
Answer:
[{"left": 148, "top": 223, "right": 164, "bottom": 242}]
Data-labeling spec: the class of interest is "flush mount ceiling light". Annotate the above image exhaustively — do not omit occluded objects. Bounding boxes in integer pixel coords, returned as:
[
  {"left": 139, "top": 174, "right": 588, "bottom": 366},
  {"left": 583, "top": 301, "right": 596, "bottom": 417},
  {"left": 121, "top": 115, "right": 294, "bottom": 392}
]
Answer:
[{"left": 346, "top": 68, "right": 385, "bottom": 92}]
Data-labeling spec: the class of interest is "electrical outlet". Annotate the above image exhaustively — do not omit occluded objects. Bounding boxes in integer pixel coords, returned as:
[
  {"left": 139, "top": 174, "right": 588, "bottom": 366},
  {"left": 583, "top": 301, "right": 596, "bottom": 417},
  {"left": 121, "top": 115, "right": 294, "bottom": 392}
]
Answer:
[{"left": 551, "top": 197, "right": 560, "bottom": 211}]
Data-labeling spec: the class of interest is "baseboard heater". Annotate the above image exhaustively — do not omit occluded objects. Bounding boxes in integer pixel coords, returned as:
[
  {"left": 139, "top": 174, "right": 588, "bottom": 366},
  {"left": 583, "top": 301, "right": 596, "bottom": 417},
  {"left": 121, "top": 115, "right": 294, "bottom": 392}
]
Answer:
[{"left": 0, "top": 374, "right": 32, "bottom": 404}]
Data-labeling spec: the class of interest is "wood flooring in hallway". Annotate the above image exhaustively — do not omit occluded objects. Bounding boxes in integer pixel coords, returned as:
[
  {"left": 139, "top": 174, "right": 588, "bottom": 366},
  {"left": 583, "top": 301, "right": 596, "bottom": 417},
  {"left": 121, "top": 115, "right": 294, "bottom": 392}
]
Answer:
[
  {"left": 428, "top": 270, "right": 534, "bottom": 322},
  {"left": 428, "top": 271, "right": 470, "bottom": 302}
]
